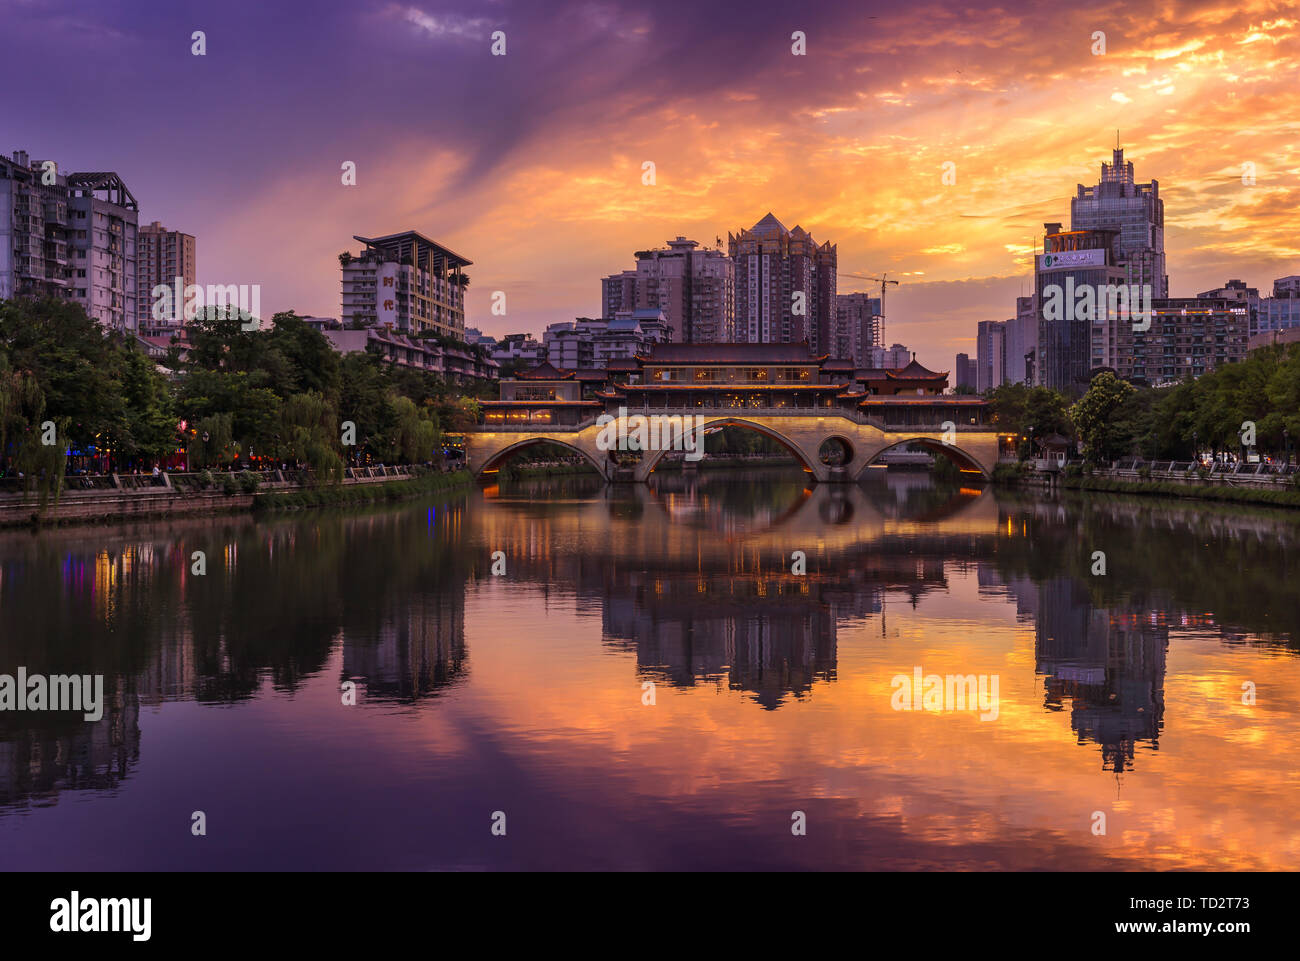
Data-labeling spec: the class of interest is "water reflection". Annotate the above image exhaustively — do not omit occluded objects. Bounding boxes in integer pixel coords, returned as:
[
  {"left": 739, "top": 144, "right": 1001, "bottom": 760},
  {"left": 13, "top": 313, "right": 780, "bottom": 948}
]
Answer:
[{"left": 1, "top": 467, "right": 1298, "bottom": 868}]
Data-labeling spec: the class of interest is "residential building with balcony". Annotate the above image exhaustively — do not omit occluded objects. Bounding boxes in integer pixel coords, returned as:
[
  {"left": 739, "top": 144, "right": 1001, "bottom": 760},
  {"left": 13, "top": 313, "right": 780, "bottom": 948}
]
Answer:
[
  {"left": 729, "top": 214, "right": 838, "bottom": 355},
  {"left": 340, "top": 230, "right": 470, "bottom": 338},
  {"left": 137, "top": 220, "right": 196, "bottom": 336},
  {"left": 1, "top": 150, "right": 140, "bottom": 333},
  {"left": 835, "top": 293, "right": 883, "bottom": 366},
  {"left": 322, "top": 326, "right": 498, "bottom": 385},
  {"left": 1114, "top": 298, "right": 1247, "bottom": 386}
]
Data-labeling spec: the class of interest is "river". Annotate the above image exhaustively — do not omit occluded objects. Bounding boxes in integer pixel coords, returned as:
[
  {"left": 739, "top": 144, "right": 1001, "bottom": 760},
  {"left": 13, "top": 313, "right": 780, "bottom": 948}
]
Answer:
[{"left": 1, "top": 468, "right": 1297, "bottom": 869}]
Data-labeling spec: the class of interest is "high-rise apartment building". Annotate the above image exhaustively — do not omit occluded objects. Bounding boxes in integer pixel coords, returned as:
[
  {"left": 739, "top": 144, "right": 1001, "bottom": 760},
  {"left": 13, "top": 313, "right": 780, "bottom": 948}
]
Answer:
[
  {"left": 1201, "top": 277, "right": 1300, "bottom": 339},
  {"left": 601, "top": 269, "right": 638, "bottom": 321},
  {"left": 340, "top": 230, "right": 470, "bottom": 337},
  {"left": 1070, "top": 147, "right": 1167, "bottom": 298},
  {"left": 976, "top": 320, "right": 1007, "bottom": 392},
  {"left": 603, "top": 237, "right": 732, "bottom": 343},
  {"left": 1004, "top": 295, "right": 1037, "bottom": 386},
  {"left": 836, "top": 292, "right": 883, "bottom": 366},
  {"left": 954, "top": 353, "right": 977, "bottom": 391},
  {"left": 729, "top": 214, "right": 837, "bottom": 353},
  {"left": 137, "top": 220, "right": 196, "bottom": 335},
  {"left": 66, "top": 172, "right": 139, "bottom": 333},
  {"left": 866, "top": 343, "right": 913, "bottom": 369},
  {"left": 1113, "top": 298, "right": 1248, "bottom": 385},
  {"left": 0, "top": 150, "right": 139, "bottom": 333}
]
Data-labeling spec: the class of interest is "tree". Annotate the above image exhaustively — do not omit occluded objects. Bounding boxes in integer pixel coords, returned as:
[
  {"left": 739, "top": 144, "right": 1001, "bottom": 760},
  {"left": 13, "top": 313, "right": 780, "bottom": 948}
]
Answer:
[
  {"left": 186, "top": 413, "right": 238, "bottom": 469},
  {"left": 1070, "top": 371, "right": 1137, "bottom": 464},
  {"left": 115, "top": 346, "right": 177, "bottom": 463},
  {"left": 280, "top": 391, "right": 344, "bottom": 482},
  {"left": 383, "top": 395, "right": 441, "bottom": 464}
]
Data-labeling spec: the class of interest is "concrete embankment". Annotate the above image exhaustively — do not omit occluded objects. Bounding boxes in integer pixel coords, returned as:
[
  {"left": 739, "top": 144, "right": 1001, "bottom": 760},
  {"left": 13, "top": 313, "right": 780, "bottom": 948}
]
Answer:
[{"left": 0, "top": 470, "right": 473, "bottom": 528}]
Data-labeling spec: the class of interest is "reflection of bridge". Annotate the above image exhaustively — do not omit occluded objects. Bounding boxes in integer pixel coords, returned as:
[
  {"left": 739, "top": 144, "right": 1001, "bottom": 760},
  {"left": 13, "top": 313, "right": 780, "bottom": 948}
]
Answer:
[{"left": 467, "top": 411, "right": 1007, "bottom": 483}]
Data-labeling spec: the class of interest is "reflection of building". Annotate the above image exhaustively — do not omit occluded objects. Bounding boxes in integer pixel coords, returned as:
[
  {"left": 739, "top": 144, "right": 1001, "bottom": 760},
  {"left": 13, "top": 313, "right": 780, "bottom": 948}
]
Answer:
[
  {"left": 0, "top": 686, "right": 141, "bottom": 808},
  {"left": 342, "top": 596, "right": 467, "bottom": 702},
  {"left": 1033, "top": 577, "right": 1167, "bottom": 772},
  {"left": 600, "top": 572, "right": 840, "bottom": 710}
]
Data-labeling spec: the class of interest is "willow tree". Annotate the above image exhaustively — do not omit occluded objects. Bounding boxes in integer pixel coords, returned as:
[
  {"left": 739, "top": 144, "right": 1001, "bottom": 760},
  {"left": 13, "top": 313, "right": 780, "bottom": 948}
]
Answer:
[
  {"left": 384, "top": 395, "right": 441, "bottom": 464},
  {"left": 0, "top": 355, "right": 66, "bottom": 507},
  {"left": 281, "top": 391, "right": 344, "bottom": 483},
  {"left": 186, "top": 412, "right": 239, "bottom": 469}
]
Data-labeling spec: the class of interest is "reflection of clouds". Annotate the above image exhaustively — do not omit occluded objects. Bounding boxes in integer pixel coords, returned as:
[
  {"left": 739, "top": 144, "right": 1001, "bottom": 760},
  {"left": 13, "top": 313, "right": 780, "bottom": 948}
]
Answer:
[{"left": 461, "top": 481, "right": 1300, "bottom": 867}]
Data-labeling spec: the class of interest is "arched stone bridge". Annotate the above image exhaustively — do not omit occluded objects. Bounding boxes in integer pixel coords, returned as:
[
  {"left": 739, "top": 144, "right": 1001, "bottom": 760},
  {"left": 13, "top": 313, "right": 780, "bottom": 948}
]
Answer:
[{"left": 466, "top": 412, "right": 1009, "bottom": 483}]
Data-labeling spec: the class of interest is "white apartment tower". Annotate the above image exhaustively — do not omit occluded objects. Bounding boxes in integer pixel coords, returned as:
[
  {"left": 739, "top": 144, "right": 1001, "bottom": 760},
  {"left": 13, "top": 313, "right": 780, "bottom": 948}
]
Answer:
[
  {"left": 0, "top": 150, "right": 140, "bottom": 333},
  {"left": 341, "top": 230, "right": 471, "bottom": 337}
]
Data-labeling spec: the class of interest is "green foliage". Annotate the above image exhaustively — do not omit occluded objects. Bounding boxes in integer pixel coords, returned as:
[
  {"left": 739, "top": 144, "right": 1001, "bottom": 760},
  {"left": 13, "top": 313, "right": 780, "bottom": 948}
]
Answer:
[
  {"left": 280, "top": 391, "right": 344, "bottom": 483},
  {"left": 187, "top": 413, "right": 239, "bottom": 469},
  {"left": 382, "top": 395, "right": 441, "bottom": 464},
  {"left": 986, "top": 382, "right": 1073, "bottom": 459},
  {"left": 1070, "top": 371, "right": 1137, "bottom": 464}
]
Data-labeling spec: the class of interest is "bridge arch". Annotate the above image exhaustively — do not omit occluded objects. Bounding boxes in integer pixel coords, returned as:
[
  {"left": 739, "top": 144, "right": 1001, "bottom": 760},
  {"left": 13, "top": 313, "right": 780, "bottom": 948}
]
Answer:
[
  {"left": 476, "top": 436, "right": 608, "bottom": 480},
  {"left": 634, "top": 416, "right": 823, "bottom": 482},
  {"left": 855, "top": 437, "right": 991, "bottom": 481}
]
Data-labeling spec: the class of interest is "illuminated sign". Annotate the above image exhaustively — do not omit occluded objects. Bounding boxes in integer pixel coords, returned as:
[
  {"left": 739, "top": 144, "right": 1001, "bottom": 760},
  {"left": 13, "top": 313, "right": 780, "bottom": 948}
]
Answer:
[
  {"left": 376, "top": 262, "right": 399, "bottom": 326},
  {"left": 1039, "top": 249, "right": 1105, "bottom": 269}
]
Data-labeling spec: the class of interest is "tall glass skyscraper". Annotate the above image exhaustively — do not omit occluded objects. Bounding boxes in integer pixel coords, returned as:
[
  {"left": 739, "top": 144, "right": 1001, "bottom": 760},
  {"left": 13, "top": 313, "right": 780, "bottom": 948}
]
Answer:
[{"left": 1070, "top": 148, "right": 1167, "bottom": 298}]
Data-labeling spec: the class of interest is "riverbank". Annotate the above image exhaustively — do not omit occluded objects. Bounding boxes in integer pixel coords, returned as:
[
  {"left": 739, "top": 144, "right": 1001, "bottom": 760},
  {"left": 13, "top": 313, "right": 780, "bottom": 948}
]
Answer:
[
  {"left": 0, "top": 469, "right": 473, "bottom": 528},
  {"left": 254, "top": 470, "right": 472, "bottom": 512},
  {"left": 994, "top": 462, "right": 1300, "bottom": 509}
]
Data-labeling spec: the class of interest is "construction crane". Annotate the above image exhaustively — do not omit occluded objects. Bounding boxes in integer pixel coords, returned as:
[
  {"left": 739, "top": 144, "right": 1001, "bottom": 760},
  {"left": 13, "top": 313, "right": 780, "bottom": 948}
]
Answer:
[{"left": 841, "top": 272, "right": 900, "bottom": 348}]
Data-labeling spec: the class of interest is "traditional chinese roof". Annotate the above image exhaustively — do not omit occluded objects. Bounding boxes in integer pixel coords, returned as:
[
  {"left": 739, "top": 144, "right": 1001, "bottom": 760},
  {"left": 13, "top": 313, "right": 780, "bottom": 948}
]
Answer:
[
  {"left": 888, "top": 359, "right": 949, "bottom": 380},
  {"left": 480, "top": 399, "right": 603, "bottom": 407},
  {"left": 572, "top": 368, "right": 611, "bottom": 381},
  {"left": 821, "top": 359, "right": 856, "bottom": 371},
  {"left": 854, "top": 367, "right": 889, "bottom": 380},
  {"left": 859, "top": 396, "right": 986, "bottom": 406},
  {"left": 640, "top": 343, "right": 826, "bottom": 365},
  {"left": 516, "top": 361, "right": 574, "bottom": 380},
  {"left": 625, "top": 382, "right": 842, "bottom": 391},
  {"left": 605, "top": 358, "right": 640, "bottom": 372}
]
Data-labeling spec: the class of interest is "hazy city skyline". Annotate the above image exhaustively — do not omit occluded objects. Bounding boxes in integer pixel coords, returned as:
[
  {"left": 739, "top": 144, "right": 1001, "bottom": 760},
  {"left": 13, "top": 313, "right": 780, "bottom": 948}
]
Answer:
[{"left": 4, "top": 0, "right": 1298, "bottom": 371}]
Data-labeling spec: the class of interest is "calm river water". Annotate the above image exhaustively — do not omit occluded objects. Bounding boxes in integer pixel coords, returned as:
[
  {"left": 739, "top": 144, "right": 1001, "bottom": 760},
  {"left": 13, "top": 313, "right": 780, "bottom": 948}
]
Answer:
[{"left": 1, "top": 468, "right": 1298, "bottom": 870}]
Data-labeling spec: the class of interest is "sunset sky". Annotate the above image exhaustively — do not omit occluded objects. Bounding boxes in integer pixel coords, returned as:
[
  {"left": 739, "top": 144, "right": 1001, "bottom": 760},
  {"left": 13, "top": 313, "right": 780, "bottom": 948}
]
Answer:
[{"left": 3, "top": 0, "right": 1298, "bottom": 370}]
